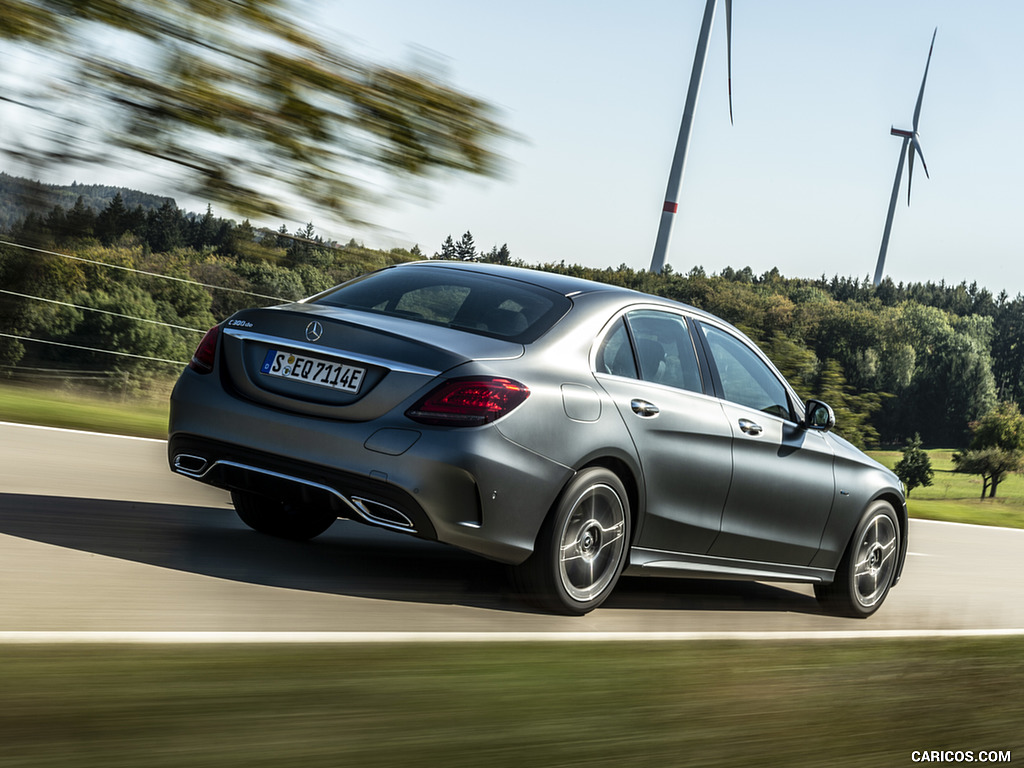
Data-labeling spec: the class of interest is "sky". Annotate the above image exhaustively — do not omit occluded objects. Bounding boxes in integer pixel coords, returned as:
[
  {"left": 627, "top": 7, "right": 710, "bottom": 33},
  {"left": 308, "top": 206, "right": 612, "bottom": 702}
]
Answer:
[
  {"left": 6, "top": 1, "right": 1024, "bottom": 296},
  {"left": 315, "top": 0, "right": 1024, "bottom": 295}
]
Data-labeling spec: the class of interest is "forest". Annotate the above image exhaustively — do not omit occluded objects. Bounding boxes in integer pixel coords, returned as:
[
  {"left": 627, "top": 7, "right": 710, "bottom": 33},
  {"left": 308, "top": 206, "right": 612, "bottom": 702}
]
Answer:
[{"left": 2, "top": 184, "right": 1022, "bottom": 451}]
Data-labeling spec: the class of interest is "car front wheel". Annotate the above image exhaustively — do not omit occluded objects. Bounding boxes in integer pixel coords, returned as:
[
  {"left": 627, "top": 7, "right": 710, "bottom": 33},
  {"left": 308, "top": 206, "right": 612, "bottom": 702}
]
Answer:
[
  {"left": 815, "top": 500, "right": 900, "bottom": 618},
  {"left": 513, "top": 467, "right": 630, "bottom": 615},
  {"left": 231, "top": 490, "right": 338, "bottom": 541}
]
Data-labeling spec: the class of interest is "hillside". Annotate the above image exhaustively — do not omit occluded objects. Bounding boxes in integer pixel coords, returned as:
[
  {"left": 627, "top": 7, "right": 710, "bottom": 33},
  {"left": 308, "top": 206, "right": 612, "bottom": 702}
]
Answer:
[
  {"left": 1, "top": 173, "right": 1022, "bottom": 452},
  {"left": 0, "top": 172, "right": 174, "bottom": 230}
]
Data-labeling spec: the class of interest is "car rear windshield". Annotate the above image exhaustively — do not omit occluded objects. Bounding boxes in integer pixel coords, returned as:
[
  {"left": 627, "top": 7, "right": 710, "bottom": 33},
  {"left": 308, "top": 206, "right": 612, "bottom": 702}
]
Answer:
[{"left": 311, "top": 267, "right": 572, "bottom": 343}]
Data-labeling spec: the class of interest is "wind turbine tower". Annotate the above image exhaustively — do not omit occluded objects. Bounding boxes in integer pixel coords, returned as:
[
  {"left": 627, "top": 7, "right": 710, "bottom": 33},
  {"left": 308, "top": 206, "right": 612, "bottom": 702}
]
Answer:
[
  {"left": 873, "top": 28, "right": 937, "bottom": 287},
  {"left": 649, "top": 0, "right": 733, "bottom": 275}
]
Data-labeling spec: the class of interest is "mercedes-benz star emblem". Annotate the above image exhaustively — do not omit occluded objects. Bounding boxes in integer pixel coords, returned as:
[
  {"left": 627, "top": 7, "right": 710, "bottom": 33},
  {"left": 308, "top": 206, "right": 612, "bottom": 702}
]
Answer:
[{"left": 305, "top": 321, "right": 324, "bottom": 342}]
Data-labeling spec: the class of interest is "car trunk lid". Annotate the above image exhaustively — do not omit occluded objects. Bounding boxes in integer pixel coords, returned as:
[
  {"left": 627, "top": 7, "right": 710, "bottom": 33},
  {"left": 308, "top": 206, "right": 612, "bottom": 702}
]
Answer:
[{"left": 218, "top": 304, "right": 524, "bottom": 421}]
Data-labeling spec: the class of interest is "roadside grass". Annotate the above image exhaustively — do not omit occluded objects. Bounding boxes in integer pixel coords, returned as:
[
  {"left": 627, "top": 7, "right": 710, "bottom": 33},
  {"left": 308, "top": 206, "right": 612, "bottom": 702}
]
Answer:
[
  {"left": 0, "top": 381, "right": 170, "bottom": 440},
  {"left": 1, "top": 639, "right": 1021, "bottom": 768},
  {"left": 4, "top": 382, "right": 1024, "bottom": 529},
  {"left": 868, "top": 449, "right": 1024, "bottom": 529}
]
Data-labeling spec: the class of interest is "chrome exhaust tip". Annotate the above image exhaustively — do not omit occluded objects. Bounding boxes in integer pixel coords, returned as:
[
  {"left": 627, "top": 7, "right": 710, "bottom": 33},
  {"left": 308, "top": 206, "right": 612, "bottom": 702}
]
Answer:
[
  {"left": 351, "top": 496, "right": 415, "bottom": 530},
  {"left": 173, "top": 453, "right": 209, "bottom": 476}
]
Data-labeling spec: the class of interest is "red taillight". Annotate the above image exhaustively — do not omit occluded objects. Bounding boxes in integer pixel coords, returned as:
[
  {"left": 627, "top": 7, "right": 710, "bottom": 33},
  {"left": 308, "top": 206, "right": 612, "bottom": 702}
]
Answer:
[
  {"left": 188, "top": 325, "right": 221, "bottom": 374},
  {"left": 406, "top": 377, "right": 530, "bottom": 427}
]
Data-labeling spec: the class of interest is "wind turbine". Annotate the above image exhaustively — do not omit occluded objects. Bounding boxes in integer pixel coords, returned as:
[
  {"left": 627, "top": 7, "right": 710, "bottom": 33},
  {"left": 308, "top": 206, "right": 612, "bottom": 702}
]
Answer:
[
  {"left": 649, "top": 0, "right": 733, "bottom": 274},
  {"left": 873, "top": 28, "right": 937, "bottom": 287}
]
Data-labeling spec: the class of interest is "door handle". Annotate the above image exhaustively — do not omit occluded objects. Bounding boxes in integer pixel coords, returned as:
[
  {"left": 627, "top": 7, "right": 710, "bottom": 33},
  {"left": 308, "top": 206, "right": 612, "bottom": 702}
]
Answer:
[
  {"left": 630, "top": 399, "right": 660, "bottom": 418},
  {"left": 738, "top": 418, "right": 763, "bottom": 435}
]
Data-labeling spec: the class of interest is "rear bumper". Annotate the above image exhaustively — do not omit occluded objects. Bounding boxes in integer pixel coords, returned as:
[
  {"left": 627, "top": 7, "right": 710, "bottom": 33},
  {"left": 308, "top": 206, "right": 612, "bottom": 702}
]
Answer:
[
  {"left": 170, "top": 434, "right": 438, "bottom": 536},
  {"left": 169, "top": 369, "right": 573, "bottom": 564}
]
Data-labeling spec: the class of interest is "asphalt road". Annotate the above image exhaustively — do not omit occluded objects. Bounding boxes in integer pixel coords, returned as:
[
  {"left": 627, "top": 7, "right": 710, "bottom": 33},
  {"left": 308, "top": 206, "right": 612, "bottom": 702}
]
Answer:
[{"left": 2, "top": 421, "right": 1022, "bottom": 635}]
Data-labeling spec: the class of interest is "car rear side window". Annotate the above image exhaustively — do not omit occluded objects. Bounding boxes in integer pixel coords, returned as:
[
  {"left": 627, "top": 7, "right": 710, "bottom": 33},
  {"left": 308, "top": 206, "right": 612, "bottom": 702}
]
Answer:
[
  {"left": 626, "top": 311, "right": 703, "bottom": 393},
  {"left": 596, "top": 318, "right": 638, "bottom": 378},
  {"left": 312, "top": 267, "right": 571, "bottom": 343},
  {"left": 595, "top": 311, "right": 704, "bottom": 394}
]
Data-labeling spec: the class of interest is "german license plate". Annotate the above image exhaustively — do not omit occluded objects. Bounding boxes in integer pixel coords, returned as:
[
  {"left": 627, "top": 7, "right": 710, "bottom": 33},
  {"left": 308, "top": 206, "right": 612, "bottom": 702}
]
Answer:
[{"left": 260, "top": 350, "right": 366, "bottom": 393}]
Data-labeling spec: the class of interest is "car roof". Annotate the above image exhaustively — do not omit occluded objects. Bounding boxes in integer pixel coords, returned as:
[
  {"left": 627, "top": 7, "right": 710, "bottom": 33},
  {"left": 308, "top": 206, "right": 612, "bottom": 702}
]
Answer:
[
  {"left": 396, "top": 260, "right": 663, "bottom": 298},
  {"left": 393, "top": 261, "right": 629, "bottom": 297},
  {"left": 392, "top": 260, "right": 717, "bottom": 320}
]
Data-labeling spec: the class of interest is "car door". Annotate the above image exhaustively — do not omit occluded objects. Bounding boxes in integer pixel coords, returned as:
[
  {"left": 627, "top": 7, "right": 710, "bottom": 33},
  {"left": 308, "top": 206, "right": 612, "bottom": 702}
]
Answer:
[
  {"left": 594, "top": 309, "right": 733, "bottom": 554},
  {"left": 696, "top": 322, "right": 836, "bottom": 566}
]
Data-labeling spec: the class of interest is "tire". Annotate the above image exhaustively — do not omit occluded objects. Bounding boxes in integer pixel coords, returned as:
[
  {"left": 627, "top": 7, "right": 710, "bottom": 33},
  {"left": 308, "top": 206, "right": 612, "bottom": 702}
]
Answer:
[
  {"left": 512, "top": 467, "right": 631, "bottom": 615},
  {"left": 815, "top": 500, "right": 900, "bottom": 618},
  {"left": 231, "top": 490, "right": 338, "bottom": 541}
]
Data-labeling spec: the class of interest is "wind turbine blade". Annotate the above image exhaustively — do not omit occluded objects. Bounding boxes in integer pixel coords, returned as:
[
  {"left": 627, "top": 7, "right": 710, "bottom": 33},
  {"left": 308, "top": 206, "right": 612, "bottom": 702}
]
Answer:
[
  {"left": 912, "top": 135, "right": 930, "bottom": 179},
  {"left": 912, "top": 27, "right": 937, "bottom": 132},
  {"left": 726, "top": 0, "right": 734, "bottom": 124}
]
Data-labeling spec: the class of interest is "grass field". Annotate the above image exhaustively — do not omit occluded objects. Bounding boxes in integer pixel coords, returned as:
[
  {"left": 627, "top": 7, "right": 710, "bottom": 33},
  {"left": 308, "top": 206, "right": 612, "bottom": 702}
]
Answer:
[
  {"left": 867, "top": 448, "right": 1024, "bottom": 529},
  {"left": 0, "top": 381, "right": 170, "bottom": 440},
  {"left": 0, "top": 639, "right": 1021, "bottom": 768}
]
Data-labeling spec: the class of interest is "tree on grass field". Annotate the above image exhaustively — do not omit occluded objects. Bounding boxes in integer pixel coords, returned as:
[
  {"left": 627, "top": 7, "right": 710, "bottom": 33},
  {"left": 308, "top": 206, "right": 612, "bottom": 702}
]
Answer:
[
  {"left": 953, "top": 402, "right": 1024, "bottom": 499},
  {"left": 894, "top": 433, "right": 933, "bottom": 497},
  {"left": 952, "top": 448, "right": 1023, "bottom": 500}
]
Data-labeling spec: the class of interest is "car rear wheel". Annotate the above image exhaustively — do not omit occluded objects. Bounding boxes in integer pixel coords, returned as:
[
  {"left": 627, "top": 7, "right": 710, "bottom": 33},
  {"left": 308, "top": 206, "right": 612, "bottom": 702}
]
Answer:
[
  {"left": 231, "top": 490, "right": 338, "bottom": 541},
  {"left": 512, "top": 467, "right": 630, "bottom": 615},
  {"left": 815, "top": 500, "right": 900, "bottom": 618}
]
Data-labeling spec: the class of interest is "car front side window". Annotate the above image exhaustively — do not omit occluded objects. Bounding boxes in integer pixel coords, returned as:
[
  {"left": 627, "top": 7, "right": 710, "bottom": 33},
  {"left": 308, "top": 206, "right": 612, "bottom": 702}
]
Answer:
[{"left": 700, "top": 324, "right": 793, "bottom": 420}]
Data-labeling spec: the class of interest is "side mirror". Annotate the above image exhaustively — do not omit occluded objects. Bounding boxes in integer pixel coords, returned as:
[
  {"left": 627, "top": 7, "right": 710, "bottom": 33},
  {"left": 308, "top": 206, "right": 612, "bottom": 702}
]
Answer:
[{"left": 804, "top": 400, "right": 835, "bottom": 432}]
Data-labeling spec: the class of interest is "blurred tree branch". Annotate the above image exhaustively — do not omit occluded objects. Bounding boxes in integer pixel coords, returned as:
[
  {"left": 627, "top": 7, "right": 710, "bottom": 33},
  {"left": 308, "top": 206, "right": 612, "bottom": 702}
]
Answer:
[{"left": 0, "top": 0, "right": 509, "bottom": 223}]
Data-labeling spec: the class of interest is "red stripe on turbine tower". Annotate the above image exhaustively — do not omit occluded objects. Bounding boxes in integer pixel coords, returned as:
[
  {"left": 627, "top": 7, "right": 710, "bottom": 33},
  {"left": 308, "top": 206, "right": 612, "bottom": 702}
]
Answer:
[{"left": 663, "top": 201, "right": 679, "bottom": 213}]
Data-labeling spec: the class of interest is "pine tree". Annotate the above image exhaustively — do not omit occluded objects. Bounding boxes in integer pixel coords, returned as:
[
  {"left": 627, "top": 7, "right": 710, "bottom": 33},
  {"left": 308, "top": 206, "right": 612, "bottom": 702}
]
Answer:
[
  {"left": 96, "top": 192, "right": 129, "bottom": 244},
  {"left": 893, "top": 433, "right": 933, "bottom": 497},
  {"left": 276, "top": 224, "right": 291, "bottom": 250},
  {"left": 145, "top": 200, "right": 183, "bottom": 252},
  {"left": 43, "top": 204, "right": 67, "bottom": 240},
  {"left": 192, "top": 203, "right": 218, "bottom": 249},
  {"left": 287, "top": 221, "right": 317, "bottom": 262},
  {"left": 435, "top": 234, "right": 457, "bottom": 260},
  {"left": 65, "top": 196, "right": 96, "bottom": 239},
  {"left": 456, "top": 230, "right": 477, "bottom": 261}
]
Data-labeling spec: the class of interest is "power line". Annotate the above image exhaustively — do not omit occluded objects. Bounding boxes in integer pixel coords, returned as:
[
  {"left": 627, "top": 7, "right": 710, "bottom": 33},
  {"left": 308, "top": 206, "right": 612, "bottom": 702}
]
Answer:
[
  {"left": 0, "top": 238, "right": 292, "bottom": 303},
  {"left": 0, "top": 237, "right": 299, "bottom": 372},
  {"left": 0, "top": 333, "right": 187, "bottom": 366},
  {"left": 0, "top": 289, "right": 207, "bottom": 334},
  {"left": 0, "top": 365, "right": 130, "bottom": 383}
]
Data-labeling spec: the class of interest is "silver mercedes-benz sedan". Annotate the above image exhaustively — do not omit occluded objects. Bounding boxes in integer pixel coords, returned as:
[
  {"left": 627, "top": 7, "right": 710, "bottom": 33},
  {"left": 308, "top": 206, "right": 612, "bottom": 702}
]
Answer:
[{"left": 169, "top": 261, "right": 907, "bottom": 616}]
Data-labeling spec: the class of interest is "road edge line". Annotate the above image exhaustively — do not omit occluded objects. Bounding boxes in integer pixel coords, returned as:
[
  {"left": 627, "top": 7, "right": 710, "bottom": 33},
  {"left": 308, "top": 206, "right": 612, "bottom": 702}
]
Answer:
[{"left": 2, "top": 629, "right": 1024, "bottom": 644}]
